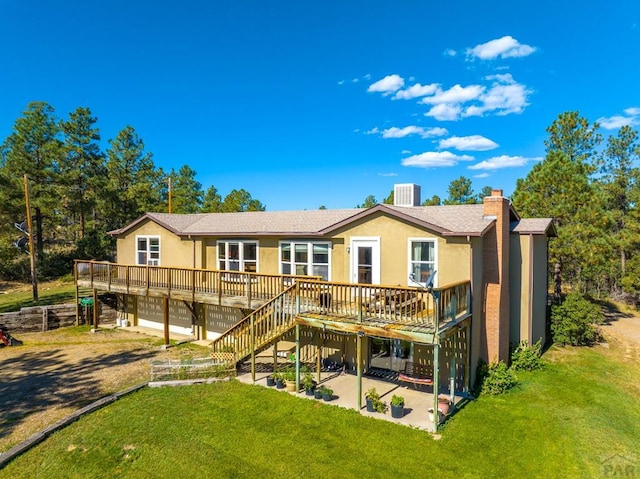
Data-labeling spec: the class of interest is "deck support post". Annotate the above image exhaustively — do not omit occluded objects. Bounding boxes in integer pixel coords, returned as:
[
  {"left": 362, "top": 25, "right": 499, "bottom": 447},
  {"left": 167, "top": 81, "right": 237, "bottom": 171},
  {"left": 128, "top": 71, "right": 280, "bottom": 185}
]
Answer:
[
  {"left": 356, "top": 333, "right": 362, "bottom": 411},
  {"left": 163, "top": 297, "right": 169, "bottom": 346},
  {"left": 74, "top": 263, "right": 79, "bottom": 326},
  {"left": 432, "top": 341, "right": 439, "bottom": 430},
  {"left": 295, "top": 324, "right": 301, "bottom": 392},
  {"left": 92, "top": 288, "right": 98, "bottom": 331},
  {"left": 316, "top": 331, "right": 322, "bottom": 385},
  {"left": 250, "top": 314, "right": 255, "bottom": 383},
  {"left": 450, "top": 335, "right": 456, "bottom": 407},
  {"left": 465, "top": 323, "right": 471, "bottom": 394},
  {"left": 273, "top": 338, "right": 278, "bottom": 374}
]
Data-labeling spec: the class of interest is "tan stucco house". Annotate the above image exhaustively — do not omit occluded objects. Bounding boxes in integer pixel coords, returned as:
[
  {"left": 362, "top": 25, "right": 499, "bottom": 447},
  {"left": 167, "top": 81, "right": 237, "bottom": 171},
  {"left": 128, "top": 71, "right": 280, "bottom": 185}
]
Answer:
[{"left": 77, "top": 185, "right": 554, "bottom": 414}]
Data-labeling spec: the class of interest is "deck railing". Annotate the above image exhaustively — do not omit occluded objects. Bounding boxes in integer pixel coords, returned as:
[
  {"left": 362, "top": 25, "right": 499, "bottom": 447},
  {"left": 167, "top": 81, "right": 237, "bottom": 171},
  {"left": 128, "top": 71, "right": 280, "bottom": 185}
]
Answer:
[
  {"left": 74, "top": 260, "right": 319, "bottom": 303},
  {"left": 209, "top": 279, "right": 472, "bottom": 363},
  {"left": 292, "top": 279, "right": 471, "bottom": 329}
]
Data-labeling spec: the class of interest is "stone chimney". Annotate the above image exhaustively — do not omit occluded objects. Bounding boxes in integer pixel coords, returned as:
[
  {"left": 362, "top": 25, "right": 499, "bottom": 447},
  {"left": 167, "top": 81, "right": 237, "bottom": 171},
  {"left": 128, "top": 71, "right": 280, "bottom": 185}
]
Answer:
[
  {"left": 481, "top": 189, "right": 511, "bottom": 362},
  {"left": 393, "top": 184, "right": 421, "bottom": 207}
]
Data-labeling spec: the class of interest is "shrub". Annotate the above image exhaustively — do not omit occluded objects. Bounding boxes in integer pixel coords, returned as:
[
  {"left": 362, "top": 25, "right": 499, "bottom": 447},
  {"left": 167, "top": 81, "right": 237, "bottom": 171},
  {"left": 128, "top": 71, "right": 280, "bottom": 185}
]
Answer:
[
  {"left": 551, "top": 292, "right": 602, "bottom": 346},
  {"left": 510, "top": 339, "right": 545, "bottom": 371},
  {"left": 481, "top": 361, "right": 518, "bottom": 395}
]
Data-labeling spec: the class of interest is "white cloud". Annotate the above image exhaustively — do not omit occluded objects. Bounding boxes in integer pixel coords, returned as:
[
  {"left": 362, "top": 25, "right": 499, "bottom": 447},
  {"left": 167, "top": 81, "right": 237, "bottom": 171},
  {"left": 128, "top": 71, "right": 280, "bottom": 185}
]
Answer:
[
  {"left": 402, "top": 151, "right": 474, "bottom": 168},
  {"left": 598, "top": 108, "right": 640, "bottom": 129},
  {"left": 368, "top": 74, "right": 405, "bottom": 95},
  {"left": 463, "top": 74, "right": 531, "bottom": 117},
  {"left": 337, "top": 80, "right": 345, "bottom": 85},
  {"left": 394, "top": 83, "right": 440, "bottom": 100},
  {"left": 401, "top": 150, "right": 412, "bottom": 155},
  {"left": 444, "top": 48, "right": 457, "bottom": 57},
  {"left": 366, "top": 125, "right": 448, "bottom": 139},
  {"left": 425, "top": 103, "right": 462, "bottom": 121},
  {"left": 473, "top": 172, "right": 490, "bottom": 178},
  {"left": 352, "top": 77, "right": 359, "bottom": 83},
  {"left": 364, "top": 73, "right": 371, "bottom": 80},
  {"left": 421, "top": 84, "right": 485, "bottom": 105},
  {"left": 438, "top": 135, "right": 499, "bottom": 151},
  {"left": 382, "top": 125, "right": 448, "bottom": 139},
  {"left": 467, "top": 36, "right": 537, "bottom": 60},
  {"left": 598, "top": 115, "right": 635, "bottom": 129},
  {"left": 468, "top": 155, "right": 541, "bottom": 170},
  {"left": 378, "top": 172, "right": 398, "bottom": 177}
]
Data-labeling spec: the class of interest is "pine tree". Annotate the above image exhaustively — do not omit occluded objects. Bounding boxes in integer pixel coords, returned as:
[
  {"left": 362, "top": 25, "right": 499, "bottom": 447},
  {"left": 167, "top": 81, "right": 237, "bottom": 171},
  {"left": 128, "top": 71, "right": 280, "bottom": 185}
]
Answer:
[
  {"left": 168, "top": 165, "right": 203, "bottom": 214},
  {"left": 0, "top": 102, "right": 62, "bottom": 260},
  {"left": 103, "top": 126, "right": 162, "bottom": 229},
  {"left": 202, "top": 186, "right": 223, "bottom": 212},
  {"left": 59, "top": 107, "right": 104, "bottom": 239}
]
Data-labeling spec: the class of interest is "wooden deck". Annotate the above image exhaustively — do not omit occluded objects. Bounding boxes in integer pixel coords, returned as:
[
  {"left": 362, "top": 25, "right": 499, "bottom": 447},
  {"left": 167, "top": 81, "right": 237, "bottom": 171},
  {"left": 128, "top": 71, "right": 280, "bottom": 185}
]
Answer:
[{"left": 76, "top": 260, "right": 472, "bottom": 343}]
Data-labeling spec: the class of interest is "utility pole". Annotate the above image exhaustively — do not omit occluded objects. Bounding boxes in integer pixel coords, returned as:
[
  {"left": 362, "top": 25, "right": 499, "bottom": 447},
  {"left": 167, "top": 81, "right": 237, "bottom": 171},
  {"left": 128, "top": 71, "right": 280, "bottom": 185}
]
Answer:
[
  {"left": 168, "top": 176, "right": 172, "bottom": 214},
  {"left": 24, "top": 174, "right": 38, "bottom": 303}
]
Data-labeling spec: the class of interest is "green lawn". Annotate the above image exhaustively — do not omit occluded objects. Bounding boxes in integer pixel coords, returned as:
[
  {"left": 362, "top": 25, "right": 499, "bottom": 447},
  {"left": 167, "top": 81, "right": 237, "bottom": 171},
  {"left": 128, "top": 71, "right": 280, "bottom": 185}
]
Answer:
[
  {"left": 3, "top": 341, "right": 639, "bottom": 478},
  {"left": 0, "top": 281, "right": 77, "bottom": 313}
]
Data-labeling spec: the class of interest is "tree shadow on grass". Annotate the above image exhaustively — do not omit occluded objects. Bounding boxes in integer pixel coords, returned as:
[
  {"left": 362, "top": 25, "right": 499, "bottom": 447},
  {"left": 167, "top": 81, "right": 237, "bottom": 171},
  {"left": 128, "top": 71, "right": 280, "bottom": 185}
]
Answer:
[{"left": 0, "top": 345, "right": 156, "bottom": 445}]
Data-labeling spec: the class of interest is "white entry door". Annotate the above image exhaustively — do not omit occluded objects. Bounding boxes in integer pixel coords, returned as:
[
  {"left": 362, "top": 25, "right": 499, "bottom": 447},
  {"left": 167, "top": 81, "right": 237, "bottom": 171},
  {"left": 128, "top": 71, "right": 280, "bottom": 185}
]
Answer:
[{"left": 350, "top": 238, "right": 380, "bottom": 285}]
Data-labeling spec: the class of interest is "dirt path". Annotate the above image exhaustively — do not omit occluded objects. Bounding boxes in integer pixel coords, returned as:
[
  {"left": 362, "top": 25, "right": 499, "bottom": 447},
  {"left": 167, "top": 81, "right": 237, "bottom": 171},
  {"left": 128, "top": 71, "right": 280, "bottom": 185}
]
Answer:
[
  {"left": 0, "top": 327, "right": 208, "bottom": 452},
  {"left": 599, "top": 305, "right": 640, "bottom": 362}
]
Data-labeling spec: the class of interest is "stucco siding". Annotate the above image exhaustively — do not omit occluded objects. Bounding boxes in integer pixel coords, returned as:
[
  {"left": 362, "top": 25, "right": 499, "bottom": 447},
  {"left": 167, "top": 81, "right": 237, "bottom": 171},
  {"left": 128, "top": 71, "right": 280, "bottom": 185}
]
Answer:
[
  {"left": 531, "top": 235, "right": 548, "bottom": 344},
  {"left": 509, "top": 234, "right": 530, "bottom": 346},
  {"left": 116, "top": 219, "right": 195, "bottom": 268}
]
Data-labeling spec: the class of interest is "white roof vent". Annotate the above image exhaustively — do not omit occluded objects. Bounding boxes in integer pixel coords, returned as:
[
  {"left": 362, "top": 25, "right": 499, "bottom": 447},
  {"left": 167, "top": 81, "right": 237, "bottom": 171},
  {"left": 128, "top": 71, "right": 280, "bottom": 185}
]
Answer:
[{"left": 394, "top": 183, "right": 421, "bottom": 207}]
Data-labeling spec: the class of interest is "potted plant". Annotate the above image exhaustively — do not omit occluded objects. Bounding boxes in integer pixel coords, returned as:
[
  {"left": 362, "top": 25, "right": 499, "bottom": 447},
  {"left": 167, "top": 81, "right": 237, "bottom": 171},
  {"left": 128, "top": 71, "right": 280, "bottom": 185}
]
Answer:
[
  {"left": 390, "top": 395, "right": 405, "bottom": 418},
  {"left": 321, "top": 386, "right": 333, "bottom": 401},
  {"left": 365, "top": 388, "right": 380, "bottom": 412},
  {"left": 314, "top": 387, "right": 323, "bottom": 399},
  {"left": 302, "top": 371, "right": 315, "bottom": 396},
  {"left": 266, "top": 373, "right": 276, "bottom": 387},
  {"left": 283, "top": 367, "right": 297, "bottom": 392},
  {"left": 274, "top": 371, "right": 285, "bottom": 389},
  {"left": 437, "top": 394, "right": 451, "bottom": 416}
]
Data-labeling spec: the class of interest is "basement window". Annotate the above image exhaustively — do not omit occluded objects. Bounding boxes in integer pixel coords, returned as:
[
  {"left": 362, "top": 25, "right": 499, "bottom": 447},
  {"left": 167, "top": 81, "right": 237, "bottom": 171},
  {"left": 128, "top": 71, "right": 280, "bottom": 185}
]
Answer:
[{"left": 136, "top": 236, "right": 160, "bottom": 266}]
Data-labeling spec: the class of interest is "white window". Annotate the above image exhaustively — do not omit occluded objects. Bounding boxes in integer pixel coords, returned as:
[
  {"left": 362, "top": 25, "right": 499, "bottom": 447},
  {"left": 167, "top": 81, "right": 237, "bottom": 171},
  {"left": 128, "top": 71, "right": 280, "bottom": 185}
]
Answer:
[
  {"left": 280, "top": 241, "right": 330, "bottom": 280},
  {"left": 217, "top": 241, "right": 258, "bottom": 272},
  {"left": 408, "top": 238, "right": 437, "bottom": 287},
  {"left": 136, "top": 236, "right": 160, "bottom": 266}
]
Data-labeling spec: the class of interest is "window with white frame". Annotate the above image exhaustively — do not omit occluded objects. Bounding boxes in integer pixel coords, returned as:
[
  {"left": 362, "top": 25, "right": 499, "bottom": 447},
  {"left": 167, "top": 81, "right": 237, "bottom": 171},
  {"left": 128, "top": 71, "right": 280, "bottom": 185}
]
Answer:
[
  {"left": 136, "top": 236, "right": 160, "bottom": 266},
  {"left": 409, "top": 239, "right": 436, "bottom": 286},
  {"left": 280, "top": 241, "right": 330, "bottom": 280},
  {"left": 217, "top": 241, "right": 258, "bottom": 272}
]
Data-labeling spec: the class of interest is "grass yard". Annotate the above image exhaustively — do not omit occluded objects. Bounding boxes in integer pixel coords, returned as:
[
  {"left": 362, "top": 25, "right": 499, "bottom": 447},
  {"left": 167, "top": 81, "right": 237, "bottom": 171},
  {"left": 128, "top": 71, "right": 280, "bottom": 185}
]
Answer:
[
  {"left": 0, "top": 278, "right": 77, "bottom": 313},
  {"left": 2, "top": 334, "right": 639, "bottom": 479}
]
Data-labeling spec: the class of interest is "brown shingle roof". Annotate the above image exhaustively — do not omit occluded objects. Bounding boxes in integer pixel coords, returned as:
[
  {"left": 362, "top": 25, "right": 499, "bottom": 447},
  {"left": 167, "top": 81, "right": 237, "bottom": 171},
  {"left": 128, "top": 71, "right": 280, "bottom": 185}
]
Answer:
[
  {"left": 510, "top": 218, "right": 556, "bottom": 235},
  {"left": 110, "top": 203, "right": 507, "bottom": 238}
]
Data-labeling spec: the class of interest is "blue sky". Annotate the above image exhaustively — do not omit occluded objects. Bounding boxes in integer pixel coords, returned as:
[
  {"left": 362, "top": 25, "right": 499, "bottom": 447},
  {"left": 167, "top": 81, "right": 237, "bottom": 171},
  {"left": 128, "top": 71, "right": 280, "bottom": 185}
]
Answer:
[{"left": 1, "top": 1, "right": 639, "bottom": 211}]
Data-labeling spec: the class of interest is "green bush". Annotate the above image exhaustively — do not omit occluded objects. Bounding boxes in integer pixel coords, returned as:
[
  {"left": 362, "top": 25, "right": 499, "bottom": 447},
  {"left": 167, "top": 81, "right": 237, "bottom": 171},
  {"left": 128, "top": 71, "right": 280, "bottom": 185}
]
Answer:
[
  {"left": 481, "top": 361, "right": 518, "bottom": 395},
  {"left": 511, "top": 339, "right": 545, "bottom": 371},
  {"left": 551, "top": 292, "right": 602, "bottom": 346}
]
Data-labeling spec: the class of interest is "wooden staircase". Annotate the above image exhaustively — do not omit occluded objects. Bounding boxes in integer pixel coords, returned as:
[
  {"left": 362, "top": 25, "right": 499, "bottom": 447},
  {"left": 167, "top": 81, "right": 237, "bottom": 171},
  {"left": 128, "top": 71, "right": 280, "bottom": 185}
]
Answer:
[{"left": 210, "top": 283, "right": 300, "bottom": 364}]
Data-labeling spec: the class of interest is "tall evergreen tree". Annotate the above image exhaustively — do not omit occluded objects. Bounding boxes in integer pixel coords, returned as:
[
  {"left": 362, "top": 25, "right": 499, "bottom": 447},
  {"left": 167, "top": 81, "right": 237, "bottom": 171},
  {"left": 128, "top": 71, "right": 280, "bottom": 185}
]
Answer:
[
  {"left": 0, "top": 101, "right": 62, "bottom": 260},
  {"left": 202, "top": 185, "right": 223, "bottom": 212},
  {"left": 598, "top": 125, "right": 640, "bottom": 284},
  {"left": 422, "top": 195, "right": 441, "bottom": 206},
  {"left": 545, "top": 111, "right": 602, "bottom": 166},
  {"left": 168, "top": 165, "right": 203, "bottom": 214},
  {"left": 444, "top": 176, "right": 476, "bottom": 205},
  {"left": 59, "top": 107, "right": 104, "bottom": 238},
  {"left": 103, "top": 126, "right": 162, "bottom": 229},
  {"left": 221, "top": 189, "right": 266, "bottom": 212},
  {"left": 512, "top": 151, "right": 609, "bottom": 290}
]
